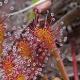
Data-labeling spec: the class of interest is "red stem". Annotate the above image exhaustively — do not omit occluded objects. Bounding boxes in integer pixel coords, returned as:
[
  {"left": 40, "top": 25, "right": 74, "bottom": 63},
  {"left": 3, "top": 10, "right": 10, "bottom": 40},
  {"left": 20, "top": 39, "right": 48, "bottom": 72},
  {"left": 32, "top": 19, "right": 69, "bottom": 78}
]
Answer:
[{"left": 71, "top": 41, "right": 79, "bottom": 80}]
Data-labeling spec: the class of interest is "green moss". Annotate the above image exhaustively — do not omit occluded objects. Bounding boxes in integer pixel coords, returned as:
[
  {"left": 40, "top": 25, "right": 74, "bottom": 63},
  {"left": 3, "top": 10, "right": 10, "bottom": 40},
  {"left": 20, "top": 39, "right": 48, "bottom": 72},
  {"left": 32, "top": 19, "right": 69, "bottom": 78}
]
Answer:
[
  {"left": 32, "top": 0, "right": 39, "bottom": 3},
  {"left": 27, "top": 10, "right": 35, "bottom": 21},
  {"left": 27, "top": 0, "right": 39, "bottom": 21}
]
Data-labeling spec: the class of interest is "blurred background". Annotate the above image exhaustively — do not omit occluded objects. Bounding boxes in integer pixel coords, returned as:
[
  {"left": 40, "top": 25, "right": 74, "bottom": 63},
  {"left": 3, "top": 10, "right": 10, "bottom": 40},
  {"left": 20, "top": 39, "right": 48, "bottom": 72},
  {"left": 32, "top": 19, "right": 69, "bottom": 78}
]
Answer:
[{"left": 0, "top": 0, "right": 80, "bottom": 80}]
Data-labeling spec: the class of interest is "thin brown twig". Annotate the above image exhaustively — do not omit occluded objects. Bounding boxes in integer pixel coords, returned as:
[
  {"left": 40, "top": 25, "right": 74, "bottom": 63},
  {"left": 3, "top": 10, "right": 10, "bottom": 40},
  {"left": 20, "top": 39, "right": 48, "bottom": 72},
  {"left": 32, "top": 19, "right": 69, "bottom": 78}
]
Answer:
[{"left": 52, "top": 6, "right": 80, "bottom": 29}]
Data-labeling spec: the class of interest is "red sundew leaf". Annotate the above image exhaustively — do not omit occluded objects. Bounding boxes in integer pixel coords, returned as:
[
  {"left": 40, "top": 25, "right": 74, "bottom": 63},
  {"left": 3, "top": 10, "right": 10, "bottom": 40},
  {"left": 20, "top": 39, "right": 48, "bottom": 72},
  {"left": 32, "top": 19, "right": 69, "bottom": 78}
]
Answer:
[
  {"left": 2, "top": 53, "right": 15, "bottom": 76},
  {"left": 34, "top": 27, "right": 55, "bottom": 50},
  {"left": 0, "top": 18, "right": 5, "bottom": 55},
  {"left": 3, "top": 58, "right": 14, "bottom": 75},
  {"left": 17, "top": 39, "right": 32, "bottom": 58},
  {"left": 0, "top": 20, "right": 5, "bottom": 44}
]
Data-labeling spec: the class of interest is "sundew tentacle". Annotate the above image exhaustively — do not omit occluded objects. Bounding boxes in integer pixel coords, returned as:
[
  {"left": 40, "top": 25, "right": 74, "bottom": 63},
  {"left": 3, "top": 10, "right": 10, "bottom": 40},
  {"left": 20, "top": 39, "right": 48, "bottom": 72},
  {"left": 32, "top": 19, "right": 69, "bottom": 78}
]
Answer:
[
  {"left": 0, "top": 24, "right": 49, "bottom": 80},
  {"left": 0, "top": 2, "right": 61, "bottom": 79}
]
